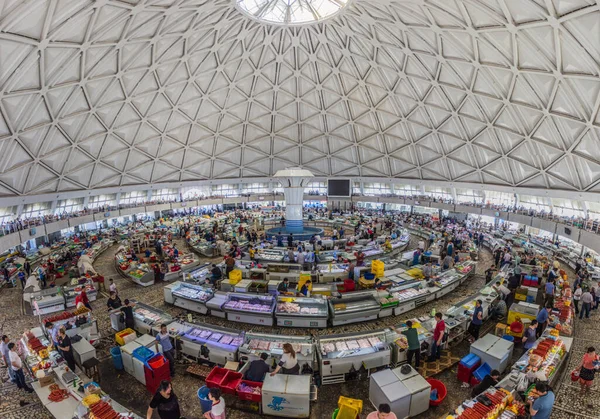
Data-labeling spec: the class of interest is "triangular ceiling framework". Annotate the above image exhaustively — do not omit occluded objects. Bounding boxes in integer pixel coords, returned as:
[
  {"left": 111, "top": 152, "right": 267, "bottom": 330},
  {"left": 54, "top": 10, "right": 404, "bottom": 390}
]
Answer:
[{"left": 0, "top": 0, "right": 596, "bottom": 196}]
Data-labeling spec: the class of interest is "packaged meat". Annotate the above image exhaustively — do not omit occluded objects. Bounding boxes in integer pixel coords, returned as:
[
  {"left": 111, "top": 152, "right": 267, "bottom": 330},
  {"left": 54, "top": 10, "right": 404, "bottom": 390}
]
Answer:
[
  {"left": 368, "top": 337, "right": 382, "bottom": 346},
  {"left": 336, "top": 341, "right": 348, "bottom": 351},
  {"left": 346, "top": 340, "right": 359, "bottom": 350},
  {"left": 322, "top": 343, "right": 335, "bottom": 353},
  {"left": 219, "top": 335, "right": 233, "bottom": 345},
  {"left": 209, "top": 333, "right": 223, "bottom": 341},
  {"left": 249, "top": 339, "right": 260, "bottom": 349},
  {"left": 357, "top": 339, "right": 371, "bottom": 349},
  {"left": 258, "top": 340, "right": 270, "bottom": 350}
]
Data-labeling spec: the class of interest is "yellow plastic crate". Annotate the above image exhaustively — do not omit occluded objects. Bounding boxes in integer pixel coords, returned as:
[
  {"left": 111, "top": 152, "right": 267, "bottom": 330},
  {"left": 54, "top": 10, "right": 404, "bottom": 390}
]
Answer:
[
  {"left": 338, "top": 396, "right": 363, "bottom": 414},
  {"left": 515, "top": 293, "right": 526, "bottom": 301},
  {"left": 229, "top": 269, "right": 242, "bottom": 281},
  {"left": 115, "top": 328, "right": 136, "bottom": 346},
  {"left": 371, "top": 260, "right": 385, "bottom": 277}
]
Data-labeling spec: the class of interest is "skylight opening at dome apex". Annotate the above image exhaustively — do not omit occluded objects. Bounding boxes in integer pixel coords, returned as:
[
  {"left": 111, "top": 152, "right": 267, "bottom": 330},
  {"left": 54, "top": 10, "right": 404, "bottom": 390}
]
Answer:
[{"left": 236, "top": 0, "right": 351, "bottom": 25}]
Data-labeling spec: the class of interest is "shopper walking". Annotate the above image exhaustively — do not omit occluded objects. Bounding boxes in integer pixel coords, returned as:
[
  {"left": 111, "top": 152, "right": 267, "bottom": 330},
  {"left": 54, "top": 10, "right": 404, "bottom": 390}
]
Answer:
[
  {"left": 147, "top": 381, "right": 182, "bottom": 419},
  {"left": 8, "top": 343, "right": 33, "bottom": 392},
  {"left": 580, "top": 288, "right": 593, "bottom": 320},
  {"left": 544, "top": 279, "right": 555, "bottom": 308},
  {"left": 468, "top": 300, "right": 484, "bottom": 342},
  {"left": 270, "top": 343, "right": 299, "bottom": 375},
  {"left": 402, "top": 321, "right": 421, "bottom": 368},
  {"left": 156, "top": 324, "right": 176, "bottom": 378},
  {"left": 576, "top": 347, "right": 599, "bottom": 395},
  {"left": 121, "top": 299, "right": 135, "bottom": 329},
  {"left": 573, "top": 283, "right": 582, "bottom": 315},
  {"left": 204, "top": 388, "right": 226, "bottom": 419},
  {"left": 428, "top": 312, "right": 445, "bottom": 362},
  {"left": 1, "top": 335, "right": 16, "bottom": 383}
]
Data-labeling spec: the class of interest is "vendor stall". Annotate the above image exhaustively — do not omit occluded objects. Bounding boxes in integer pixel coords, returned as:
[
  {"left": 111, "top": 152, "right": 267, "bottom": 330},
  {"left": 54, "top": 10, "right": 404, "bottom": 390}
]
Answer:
[
  {"left": 328, "top": 290, "right": 381, "bottom": 326},
  {"left": 239, "top": 332, "right": 315, "bottom": 374},
  {"left": 180, "top": 322, "right": 244, "bottom": 365},
  {"left": 131, "top": 301, "right": 174, "bottom": 335},
  {"left": 163, "top": 281, "right": 215, "bottom": 314},
  {"left": 275, "top": 296, "right": 329, "bottom": 328},
  {"left": 28, "top": 288, "right": 65, "bottom": 316},
  {"left": 318, "top": 329, "right": 392, "bottom": 384},
  {"left": 63, "top": 278, "right": 98, "bottom": 309},
  {"left": 223, "top": 293, "right": 276, "bottom": 326}
]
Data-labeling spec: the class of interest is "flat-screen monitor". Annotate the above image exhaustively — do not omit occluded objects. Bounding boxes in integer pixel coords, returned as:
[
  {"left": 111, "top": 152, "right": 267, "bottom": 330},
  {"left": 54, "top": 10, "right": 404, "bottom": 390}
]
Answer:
[{"left": 328, "top": 179, "right": 351, "bottom": 197}]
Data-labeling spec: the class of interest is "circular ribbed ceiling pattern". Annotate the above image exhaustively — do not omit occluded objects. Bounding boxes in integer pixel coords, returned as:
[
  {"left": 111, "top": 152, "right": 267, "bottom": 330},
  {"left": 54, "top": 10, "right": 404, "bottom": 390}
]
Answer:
[{"left": 0, "top": 0, "right": 599, "bottom": 197}]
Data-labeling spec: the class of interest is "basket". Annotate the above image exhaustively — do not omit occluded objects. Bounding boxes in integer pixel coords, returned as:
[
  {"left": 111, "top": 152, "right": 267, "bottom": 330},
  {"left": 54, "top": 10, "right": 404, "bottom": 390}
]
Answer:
[
  {"left": 115, "top": 328, "right": 136, "bottom": 346},
  {"left": 220, "top": 370, "right": 242, "bottom": 395},
  {"left": 133, "top": 346, "right": 155, "bottom": 362},
  {"left": 147, "top": 354, "right": 166, "bottom": 370},
  {"left": 426, "top": 378, "right": 447, "bottom": 406},
  {"left": 236, "top": 380, "right": 263, "bottom": 402},
  {"left": 206, "top": 367, "right": 228, "bottom": 389}
]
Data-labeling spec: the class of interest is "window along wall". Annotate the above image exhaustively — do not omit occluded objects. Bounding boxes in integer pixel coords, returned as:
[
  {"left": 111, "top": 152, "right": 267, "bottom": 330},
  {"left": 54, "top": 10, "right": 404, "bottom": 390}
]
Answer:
[
  {"left": 88, "top": 194, "right": 117, "bottom": 209},
  {"left": 485, "top": 190, "right": 515, "bottom": 207},
  {"left": 456, "top": 188, "right": 485, "bottom": 204},
  {"left": 424, "top": 186, "right": 452, "bottom": 200},
  {"left": 519, "top": 194, "right": 551, "bottom": 212},
  {"left": 120, "top": 190, "right": 148, "bottom": 206},
  {"left": 363, "top": 182, "right": 392, "bottom": 195},
  {"left": 55, "top": 198, "right": 84, "bottom": 214},
  {"left": 212, "top": 184, "right": 239, "bottom": 197},
  {"left": 305, "top": 182, "right": 327, "bottom": 195}
]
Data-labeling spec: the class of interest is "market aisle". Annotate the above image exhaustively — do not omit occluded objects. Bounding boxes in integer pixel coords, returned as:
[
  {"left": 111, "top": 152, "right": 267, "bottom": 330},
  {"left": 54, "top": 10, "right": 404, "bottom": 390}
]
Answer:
[{"left": 549, "top": 308, "right": 600, "bottom": 419}]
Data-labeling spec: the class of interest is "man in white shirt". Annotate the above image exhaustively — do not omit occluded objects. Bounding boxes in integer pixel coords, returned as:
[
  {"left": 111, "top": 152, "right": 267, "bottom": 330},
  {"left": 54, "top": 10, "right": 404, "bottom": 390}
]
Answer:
[
  {"left": 0, "top": 335, "right": 15, "bottom": 383},
  {"left": 418, "top": 240, "right": 425, "bottom": 251},
  {"left": 109, "top": 278, "right": 118, "bottom": 295},
  {"left": 9, "top": 343, "right": 33, "bottom": 392}
]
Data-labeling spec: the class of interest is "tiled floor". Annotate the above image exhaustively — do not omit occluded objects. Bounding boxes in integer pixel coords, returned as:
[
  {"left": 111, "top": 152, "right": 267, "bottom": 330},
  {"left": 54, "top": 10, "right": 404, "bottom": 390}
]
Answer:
[{"left": 1, "top": 238, "right": 591, "bottom": 418}]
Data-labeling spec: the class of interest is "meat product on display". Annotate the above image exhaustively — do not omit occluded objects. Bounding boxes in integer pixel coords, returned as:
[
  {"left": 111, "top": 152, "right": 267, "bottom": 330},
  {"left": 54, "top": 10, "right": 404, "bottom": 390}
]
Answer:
[
  {"left": 336, "top": 341, "right": 348, "bottom": 351},
  {"left": 368, "top": 337, "right": 382, "bottom": 346},
  {"left": 346, "top": 340, "right": 359, "bottom": 350},
  {"left": 219, "top": 336, "right": 233, "bottom": 345},
  {"left": 322, "top": 343, "right": 335, "bottom": 353},
  {"left": 357, "top": 339, "right": 371, "bottom": 349}
]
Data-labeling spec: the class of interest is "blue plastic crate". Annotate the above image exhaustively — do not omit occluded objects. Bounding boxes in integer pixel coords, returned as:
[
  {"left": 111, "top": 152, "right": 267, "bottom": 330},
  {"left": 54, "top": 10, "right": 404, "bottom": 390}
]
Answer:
[
  {"left": 473, "top": 362, "right": 492, "bottom": 382},
  {"left": 459, "top": 353, "right": 481, "bottom": 369},
  {"left": 133, "top": 346, "right": 155, "bottom": 362},
  {"left": 526, "top": 296, "right": 535, "bottom": 303}
]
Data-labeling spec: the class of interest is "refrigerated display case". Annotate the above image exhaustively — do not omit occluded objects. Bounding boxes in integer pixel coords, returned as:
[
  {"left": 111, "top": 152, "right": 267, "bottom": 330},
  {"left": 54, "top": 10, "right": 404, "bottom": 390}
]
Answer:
[
  {"left": 131, "top": 301, "right": 174, "bottom": 335},
  {"left": 223, "top": 293, "right": 275, "bottom": 326},
  {"left": 63, "top": 279, "right": 97, "bottom": 309},
  {"left": 180, "top": 322, "right": 244, "bottom": 365},
  {"left": 265, "top": 263, "right": 306, "bottom": 281},
  {"left": 255, "top": 249, "right": 285, "bottom": 263},
  {"left": 275, "top": 296, "right": 329, "bottom": 328},
  {"left": 318, "top": 329, "right": 392, "bottom": 384},
  {"left": 181, "top": 263, "right": 211, "bottom": 283},
  {"left": 163, "top": 281, "right": 215, "bottom": 314},
  {"left": 328, "top": 290, "right": 381, "bottom": 326},
  {"left": 206, "top": 292, "right": 229, "bottom": 318},
  {"left": 317, "top": 263, "right": 348, "bottom": 283},
  {"left": 239, "top": 332, "right": 315, "bottom": 374},
  {"left": 28, "top": 288, "right": 65, "bottom": 316}
]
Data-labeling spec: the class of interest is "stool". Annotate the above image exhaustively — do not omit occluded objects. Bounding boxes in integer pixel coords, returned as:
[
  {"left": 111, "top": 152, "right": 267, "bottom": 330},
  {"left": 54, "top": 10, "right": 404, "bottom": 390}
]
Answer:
[
  {"left": 82, "top": 358, "right": 101, "bottom": 383},
  {"left": 495, "top": 323, "right": 507, "bottom": 336}
]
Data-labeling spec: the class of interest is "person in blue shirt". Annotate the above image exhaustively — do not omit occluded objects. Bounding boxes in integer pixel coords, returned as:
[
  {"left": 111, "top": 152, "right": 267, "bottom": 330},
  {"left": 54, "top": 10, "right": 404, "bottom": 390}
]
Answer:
[
  {"left": 156, "top": 324, "right": 176, "bottom": 377},
  {"left": 173, "top": 246, "right": 179, "bottom": 258},
  {"left": 522, "top": 320, "right": 538, "bottom": 354},
  {"left": 447, "top": 242, "right": 454, "bottom": 257},
  {"left": 299, "top": 280, "right": 311, "bottom": 296},
  {"left": 412, "top": 249, "right": 421, "bottom": 266},
  {"left": 536, "top": 305, "right": 550, "bottom": 338},
  {"left": 529, "top": 382, "right": 555, "bottom": 419},
  {"left": 544, "top": 279, "right": 555, "bottom": 308},
  {"left": 468, "top": 300, "right": 484, "bottom": 342},
  {"left": 145, "top": 248, "right": 151, "bottom": 258}
]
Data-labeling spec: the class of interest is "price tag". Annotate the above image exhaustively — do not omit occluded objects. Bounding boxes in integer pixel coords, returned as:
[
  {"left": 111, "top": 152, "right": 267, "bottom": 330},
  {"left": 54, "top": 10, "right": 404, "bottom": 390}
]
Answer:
[
  {"left": 284, "top": 320, "right": 292, "bottom": 326},
  {"left": 235, "top": 316, "right": 241, "bottom": 321},
  {"left": 259, "top": 318, "right": 264, "bottom": 323}
]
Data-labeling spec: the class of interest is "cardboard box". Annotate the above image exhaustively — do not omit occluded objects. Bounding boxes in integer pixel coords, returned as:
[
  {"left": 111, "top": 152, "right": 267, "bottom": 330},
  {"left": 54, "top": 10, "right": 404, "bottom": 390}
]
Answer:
[{"left": 39, "top": 375, "right": 55, "bottom": 387}]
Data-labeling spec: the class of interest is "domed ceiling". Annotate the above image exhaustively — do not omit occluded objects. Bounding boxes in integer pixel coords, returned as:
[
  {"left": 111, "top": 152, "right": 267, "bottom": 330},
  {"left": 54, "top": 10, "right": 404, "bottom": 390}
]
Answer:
[{"left": 0, "top": 0, "right": 599, "bottom": 197}]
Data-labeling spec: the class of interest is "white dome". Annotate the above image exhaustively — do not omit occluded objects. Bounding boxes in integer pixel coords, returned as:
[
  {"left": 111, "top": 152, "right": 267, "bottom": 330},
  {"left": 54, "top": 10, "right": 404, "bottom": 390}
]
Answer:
[{"left": 0, "top": 0, "right": 598, "bottom": 197}]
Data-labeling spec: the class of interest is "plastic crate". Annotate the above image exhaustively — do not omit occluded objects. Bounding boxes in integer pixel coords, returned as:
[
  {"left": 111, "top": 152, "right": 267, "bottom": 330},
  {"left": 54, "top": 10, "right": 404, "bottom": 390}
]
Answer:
[
  {"left": 229, "top": 270, "right": 242, "bottom": 281},
  {"left": 458, "top": 354, "right": 481, "bottom": 383},
  {"left": 115, "top": 328, "right": 136, "bottom": 346},
  {"left": 220, "top": 370, "right": 242, "bottom": 395},
  {"left": 206, "top": 366, "right": 228, "bottom": 389},
  {"left": 133, "top": 346, "right": 155, "bottom": 363},
  {"left": 338, "top": 396, "right": 363, "bottom": 414},
  {"left": 236, "top": 380, "right": 263, "bottom": 402},
  {"left": 473, "top": 362, "right": 491, "bottom": 382},
  {"left": 469, "top": 375, "right": 481, "bottom": 387}
]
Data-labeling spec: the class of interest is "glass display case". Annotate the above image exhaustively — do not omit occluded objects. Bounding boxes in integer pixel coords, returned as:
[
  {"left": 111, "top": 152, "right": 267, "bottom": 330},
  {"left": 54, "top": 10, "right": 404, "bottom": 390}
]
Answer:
[
  {"left": 317, "top": 263, "right": 347, "bottom": 283},
  {"left": 255, "top": 249, "right": 285, "bottom": 263},
  {"left": 223, "top": 293, "right": 275, "bottom": 326},
  {"left": 328, "top": 290, "right": 381, "bottom": 326},
  {"left": 180, "top": 322, "right": 244, "bottom": 365},
  {"left": 131, "top": 301, "right": 174, "bottom": 335},
  {"left": 163, "top": 281, "right": 215, "bottom": 314},
  {"left": 181, "top": 263, "right": 211, "bottom": 283},
  {"left": 317, "top": 329, "right": 391, "bottom": 384},
  {"left": 63, "top": 279, "right": 98, "bottom": 308},
  {"left": 239, "top": 332, "right": 315, "bottom": 374},
  {"left": 275, "top": 296, "right": 329, "bottom": 328},
  {"left": 28, "top": 288, "right": 65, "bottom": 316}
]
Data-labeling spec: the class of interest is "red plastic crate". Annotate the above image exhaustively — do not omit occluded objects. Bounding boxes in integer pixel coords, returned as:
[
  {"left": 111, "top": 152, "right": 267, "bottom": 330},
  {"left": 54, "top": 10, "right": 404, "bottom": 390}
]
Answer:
[
  {"left": 220, "top": 371, "right": 242, "bottom": 395},
  {"left": 144, "top": 355, "right": 171, "bottom": 394},
  {"left": 206, "top": 367, "right": 228, "bottom": 389},
  {"left": 469, "top": 375, "right": 480, "bottom": 387},
  {"left": 457, "top": 362, "right": 480, "bottom": 383},
  {"left": 236, "top": 380, "right": 263, "bottom": 402}
]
